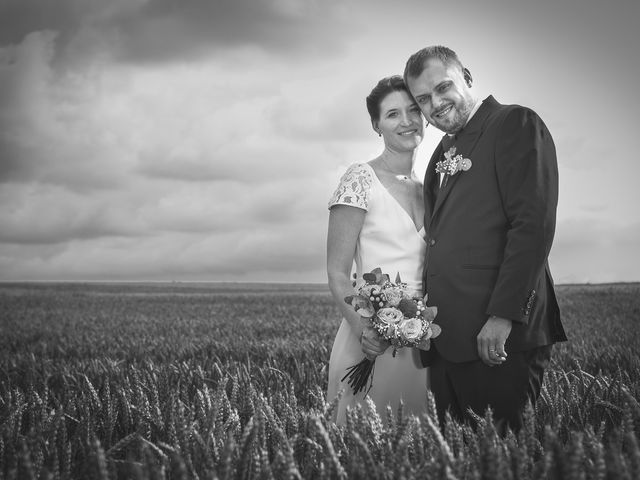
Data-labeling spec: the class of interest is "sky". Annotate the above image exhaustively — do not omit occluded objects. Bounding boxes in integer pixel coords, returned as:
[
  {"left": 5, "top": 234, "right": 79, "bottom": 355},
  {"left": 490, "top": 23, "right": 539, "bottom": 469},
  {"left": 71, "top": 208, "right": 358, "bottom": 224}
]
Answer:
[{"left": 0, "top": 0, "right": 639, "bottom": 284}]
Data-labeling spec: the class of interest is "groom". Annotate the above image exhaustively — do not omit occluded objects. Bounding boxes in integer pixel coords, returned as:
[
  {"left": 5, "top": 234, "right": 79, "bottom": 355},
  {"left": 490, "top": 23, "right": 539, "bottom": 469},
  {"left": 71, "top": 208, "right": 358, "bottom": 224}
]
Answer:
[{"left": 404, "top": 46, "right": 567, "bottom": 431}]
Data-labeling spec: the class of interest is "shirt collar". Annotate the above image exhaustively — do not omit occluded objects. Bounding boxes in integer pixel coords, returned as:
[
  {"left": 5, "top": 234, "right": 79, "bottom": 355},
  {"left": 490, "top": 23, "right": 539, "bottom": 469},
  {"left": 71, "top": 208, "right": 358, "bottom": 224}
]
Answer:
[{"left": 465, "top": 98, "right": 482, "bottom": 126}]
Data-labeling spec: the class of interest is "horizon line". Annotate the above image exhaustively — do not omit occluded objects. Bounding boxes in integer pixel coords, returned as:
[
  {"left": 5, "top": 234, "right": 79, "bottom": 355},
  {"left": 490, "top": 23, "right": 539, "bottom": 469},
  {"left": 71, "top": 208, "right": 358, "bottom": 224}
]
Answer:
[{"left": 1, "top": 280, "right": 639, "bottom": 287}]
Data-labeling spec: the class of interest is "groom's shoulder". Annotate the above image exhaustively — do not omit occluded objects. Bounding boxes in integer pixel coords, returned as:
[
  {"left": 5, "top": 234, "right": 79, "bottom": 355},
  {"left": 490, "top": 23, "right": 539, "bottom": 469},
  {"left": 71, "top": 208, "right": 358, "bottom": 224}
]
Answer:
[
  {"left": 490, "top": 100, "right": 549, "bottom": 133},
  {"left": 494, "top": 98, "right": 545, "bottom": 122},
  {"left": 485, "top": 96, "right": 539, "bottom": 116},
  {"left": 479, "top": 97, "right": 523, "bottom": 127}
]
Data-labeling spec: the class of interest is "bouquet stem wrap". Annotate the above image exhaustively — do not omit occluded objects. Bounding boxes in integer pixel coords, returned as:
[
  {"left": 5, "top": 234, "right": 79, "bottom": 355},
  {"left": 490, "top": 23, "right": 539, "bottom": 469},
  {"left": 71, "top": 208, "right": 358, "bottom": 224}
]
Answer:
[{"left": 341, "top": 358, "right": 375, "bottom": 395}]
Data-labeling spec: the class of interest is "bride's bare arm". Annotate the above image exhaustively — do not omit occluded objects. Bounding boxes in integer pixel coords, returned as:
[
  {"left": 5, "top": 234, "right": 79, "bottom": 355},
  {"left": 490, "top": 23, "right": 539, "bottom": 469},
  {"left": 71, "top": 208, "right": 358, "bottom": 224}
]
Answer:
[
  {"left": 327, "top": 205, "right": 388, "bottom": 357},
  {"left": 327, "top": 204, "right": 365, "bottom": 333}
]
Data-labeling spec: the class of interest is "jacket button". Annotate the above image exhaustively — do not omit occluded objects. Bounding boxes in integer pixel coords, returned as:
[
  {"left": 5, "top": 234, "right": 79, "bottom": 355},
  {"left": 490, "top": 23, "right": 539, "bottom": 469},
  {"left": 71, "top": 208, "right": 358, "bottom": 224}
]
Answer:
[{"left": 429, "top": 238, "right": 436, "bottom": 246}]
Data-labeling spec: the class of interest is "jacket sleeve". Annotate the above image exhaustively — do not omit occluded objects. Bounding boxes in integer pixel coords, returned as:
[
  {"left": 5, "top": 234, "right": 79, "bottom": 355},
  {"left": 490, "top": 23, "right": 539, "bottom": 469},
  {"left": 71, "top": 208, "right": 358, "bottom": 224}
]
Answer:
[{"left": 486, "top": 106, "right": 558, "bottom": 323}]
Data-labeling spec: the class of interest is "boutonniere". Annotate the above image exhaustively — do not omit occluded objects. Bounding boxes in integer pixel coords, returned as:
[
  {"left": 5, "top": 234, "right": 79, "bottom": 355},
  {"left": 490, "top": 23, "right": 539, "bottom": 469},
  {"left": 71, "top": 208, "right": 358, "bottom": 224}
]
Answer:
[{"left": 435, "top": 147, "right": 472, "bottom": 176}]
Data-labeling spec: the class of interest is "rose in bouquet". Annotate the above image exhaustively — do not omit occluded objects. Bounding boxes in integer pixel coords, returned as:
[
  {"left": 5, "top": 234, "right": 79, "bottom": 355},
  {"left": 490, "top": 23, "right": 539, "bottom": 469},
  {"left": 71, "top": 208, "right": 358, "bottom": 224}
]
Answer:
[{"left": 342, "top": 267, "right": 441, "bottom": 395}]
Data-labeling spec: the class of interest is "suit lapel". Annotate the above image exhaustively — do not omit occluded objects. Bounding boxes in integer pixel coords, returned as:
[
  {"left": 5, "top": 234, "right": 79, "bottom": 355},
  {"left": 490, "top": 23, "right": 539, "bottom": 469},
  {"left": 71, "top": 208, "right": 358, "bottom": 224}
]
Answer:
[
  {"left": 431, "top": 96, "right": 499, "bottom": 219},
  {"left": 423, "top": 143, "right": 443, "bottom": 220}
]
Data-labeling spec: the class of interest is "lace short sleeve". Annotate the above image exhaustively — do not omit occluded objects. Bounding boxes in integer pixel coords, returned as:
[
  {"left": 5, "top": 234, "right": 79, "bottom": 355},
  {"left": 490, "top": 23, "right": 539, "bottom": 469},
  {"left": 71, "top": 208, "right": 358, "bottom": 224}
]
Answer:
[{"left": 328, "top": 163, "right": 373, "bottom": 211}]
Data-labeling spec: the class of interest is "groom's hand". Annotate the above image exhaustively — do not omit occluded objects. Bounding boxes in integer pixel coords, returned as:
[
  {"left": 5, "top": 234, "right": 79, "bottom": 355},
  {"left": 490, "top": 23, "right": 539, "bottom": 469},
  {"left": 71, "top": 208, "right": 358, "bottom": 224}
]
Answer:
[{"left": 477, "top": 316, "right": 512, "bottom": 366}]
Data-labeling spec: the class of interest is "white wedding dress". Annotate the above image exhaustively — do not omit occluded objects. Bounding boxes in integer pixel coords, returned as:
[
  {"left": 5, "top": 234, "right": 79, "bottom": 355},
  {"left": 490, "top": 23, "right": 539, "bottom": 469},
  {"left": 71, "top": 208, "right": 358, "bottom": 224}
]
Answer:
[{"left": 326, "top": 162, "right": 429, "bottom": 425}]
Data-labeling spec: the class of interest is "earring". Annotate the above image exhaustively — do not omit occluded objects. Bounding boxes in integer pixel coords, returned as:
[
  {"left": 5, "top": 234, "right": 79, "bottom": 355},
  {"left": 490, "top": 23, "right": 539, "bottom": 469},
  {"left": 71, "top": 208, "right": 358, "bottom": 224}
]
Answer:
[{"left": 377, "top": 131, "right": 381, "bottom": 137}]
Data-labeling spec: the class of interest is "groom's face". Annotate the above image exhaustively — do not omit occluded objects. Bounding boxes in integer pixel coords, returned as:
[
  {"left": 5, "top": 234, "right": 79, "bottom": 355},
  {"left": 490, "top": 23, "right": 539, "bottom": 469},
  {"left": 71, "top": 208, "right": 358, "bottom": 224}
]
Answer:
[{"left": 406, "top": 58, "right": 475, "bottom": 134}]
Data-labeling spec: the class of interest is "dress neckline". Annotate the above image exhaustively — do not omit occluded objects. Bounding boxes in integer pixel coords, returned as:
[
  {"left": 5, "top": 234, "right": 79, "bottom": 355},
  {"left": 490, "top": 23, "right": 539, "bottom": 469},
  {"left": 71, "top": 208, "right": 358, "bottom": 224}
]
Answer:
[{"left": 363, "top": 163, "right": 426, "bottom": 238}]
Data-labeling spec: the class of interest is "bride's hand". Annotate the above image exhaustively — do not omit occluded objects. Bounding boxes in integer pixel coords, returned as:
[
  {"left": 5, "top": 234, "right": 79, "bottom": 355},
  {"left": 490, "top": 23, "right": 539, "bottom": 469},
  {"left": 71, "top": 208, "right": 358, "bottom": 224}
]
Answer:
[{"left": 360, "top": 325, "right": 389, "bottom": 360}]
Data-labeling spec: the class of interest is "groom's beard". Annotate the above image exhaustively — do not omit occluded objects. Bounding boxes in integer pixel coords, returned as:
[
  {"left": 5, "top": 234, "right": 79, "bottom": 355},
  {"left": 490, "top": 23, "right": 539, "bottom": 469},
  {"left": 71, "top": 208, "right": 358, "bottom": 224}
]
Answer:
[{"left": 431, "top": 96, "right": 475, "bottom": 135}]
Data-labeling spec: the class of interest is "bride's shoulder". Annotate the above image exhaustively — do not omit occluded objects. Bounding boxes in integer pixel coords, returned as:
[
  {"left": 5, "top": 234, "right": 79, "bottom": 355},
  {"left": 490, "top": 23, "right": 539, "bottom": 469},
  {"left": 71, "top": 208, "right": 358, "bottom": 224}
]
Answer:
[
  {"left": 341, "top": 162, "right": 374, "bottom": 177},
  {"left": 328, "top": 163, "right": 375, "bottom": 211}
]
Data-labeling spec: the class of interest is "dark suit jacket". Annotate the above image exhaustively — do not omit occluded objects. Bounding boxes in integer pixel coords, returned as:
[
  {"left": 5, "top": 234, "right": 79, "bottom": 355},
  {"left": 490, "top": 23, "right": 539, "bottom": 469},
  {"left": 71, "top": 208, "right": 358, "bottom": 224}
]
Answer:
[{"left": 421, "top": 95, "right": 567, "bottom": 364}]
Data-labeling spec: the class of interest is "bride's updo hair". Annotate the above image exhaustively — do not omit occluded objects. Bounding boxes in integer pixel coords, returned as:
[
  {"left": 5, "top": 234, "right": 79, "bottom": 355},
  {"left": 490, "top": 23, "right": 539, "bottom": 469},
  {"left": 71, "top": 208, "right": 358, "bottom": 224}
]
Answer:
[{"left": 366, "top": 75, "right": 409, "bottom": 122}]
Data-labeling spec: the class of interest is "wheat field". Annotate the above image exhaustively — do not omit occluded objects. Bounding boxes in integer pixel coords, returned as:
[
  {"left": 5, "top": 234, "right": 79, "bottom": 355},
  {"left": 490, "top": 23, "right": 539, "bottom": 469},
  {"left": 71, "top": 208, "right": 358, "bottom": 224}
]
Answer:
[{"left": 0, "top": 282, "right": 639, "bottom": 479}]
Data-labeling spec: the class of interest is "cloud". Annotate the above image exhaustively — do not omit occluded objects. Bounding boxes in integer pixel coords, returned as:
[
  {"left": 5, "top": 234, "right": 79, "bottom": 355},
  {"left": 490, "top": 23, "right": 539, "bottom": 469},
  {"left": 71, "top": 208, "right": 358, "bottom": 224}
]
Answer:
[
  {"left": 553, "top": 126, "right": 607, "bottom": 172},
  {"left": 108, "top": 0, "right": 355, "bottom": 62},
  {"left": 550, "top": 218, "right": 640, "bottom": 284},
  {"left": 269, "top": 74, "right": 375, "bottom": 142},
  {"left": 0, "top": 169, "right": 333, "bottom": 244},
  {"left": 0, "top": 31, "right": 134, "bottom": 190},
  {"left": 0, "top": 27, "right": 341, "bottom": 274},
  {"left": 0, "top": 0, "right": 357, "bottom": 64},
  {"left": 0, "top": 183, "right": 143, "bottom": 245},
  {"left": 0, "top": 31, "right": 57, "bottom": 183},
  {"left": 0, "top": 0, "right": 638, "bottom": 284},
  {"left": 0, "top": 31, "right": 325, "bottom": 189},
  {"left": 0, "top": 0, "right": 80, "bottom": 46},
  {"left": 0, "top": 210, "right": 329, "bottom": 282}
]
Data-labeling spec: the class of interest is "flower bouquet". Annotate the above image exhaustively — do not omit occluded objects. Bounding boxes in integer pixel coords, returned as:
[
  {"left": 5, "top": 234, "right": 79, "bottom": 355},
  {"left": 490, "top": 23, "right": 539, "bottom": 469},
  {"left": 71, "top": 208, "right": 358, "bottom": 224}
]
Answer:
[{"left": 342, "top": 267, "right": 441, "bottom": 395}]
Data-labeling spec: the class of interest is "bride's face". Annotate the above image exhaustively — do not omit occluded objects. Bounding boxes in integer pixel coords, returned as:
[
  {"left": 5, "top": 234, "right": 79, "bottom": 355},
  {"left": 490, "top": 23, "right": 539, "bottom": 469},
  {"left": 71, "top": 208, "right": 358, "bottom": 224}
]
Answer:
[{"left": 375, "top": 90, "right": 424, "bottom": 151}]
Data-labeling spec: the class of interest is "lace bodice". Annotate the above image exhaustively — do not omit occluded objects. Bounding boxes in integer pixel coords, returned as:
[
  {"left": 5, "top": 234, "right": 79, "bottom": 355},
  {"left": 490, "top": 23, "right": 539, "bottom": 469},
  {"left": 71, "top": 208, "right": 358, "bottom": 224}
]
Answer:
[{"left": 329, "top": 163, "right": 426, "bottom": 292}]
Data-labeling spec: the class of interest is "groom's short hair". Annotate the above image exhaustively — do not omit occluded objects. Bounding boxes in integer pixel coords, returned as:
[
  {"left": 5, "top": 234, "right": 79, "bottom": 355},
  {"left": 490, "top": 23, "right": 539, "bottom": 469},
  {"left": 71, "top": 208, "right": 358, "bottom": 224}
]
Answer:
[{"left": 403, "top": 45, "right": 464, "bottom": 82}]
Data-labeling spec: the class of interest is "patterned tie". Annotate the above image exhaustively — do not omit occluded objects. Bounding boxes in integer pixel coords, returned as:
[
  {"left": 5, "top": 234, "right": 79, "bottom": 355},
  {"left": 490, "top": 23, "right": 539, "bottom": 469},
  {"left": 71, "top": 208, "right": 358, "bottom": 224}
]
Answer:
[
  {"left": 441, "top": 134, "right": 455, "bottom": 153},
  {"left": 436, "top": 134, "right": 456, "bottom": 191}
]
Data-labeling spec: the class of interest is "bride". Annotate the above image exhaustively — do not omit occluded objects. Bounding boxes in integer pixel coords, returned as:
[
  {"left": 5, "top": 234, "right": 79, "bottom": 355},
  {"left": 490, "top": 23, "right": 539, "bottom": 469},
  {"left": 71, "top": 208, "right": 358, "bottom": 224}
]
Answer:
[{"left": 326, "top": 75, "right": 429, "bottom": 424}]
